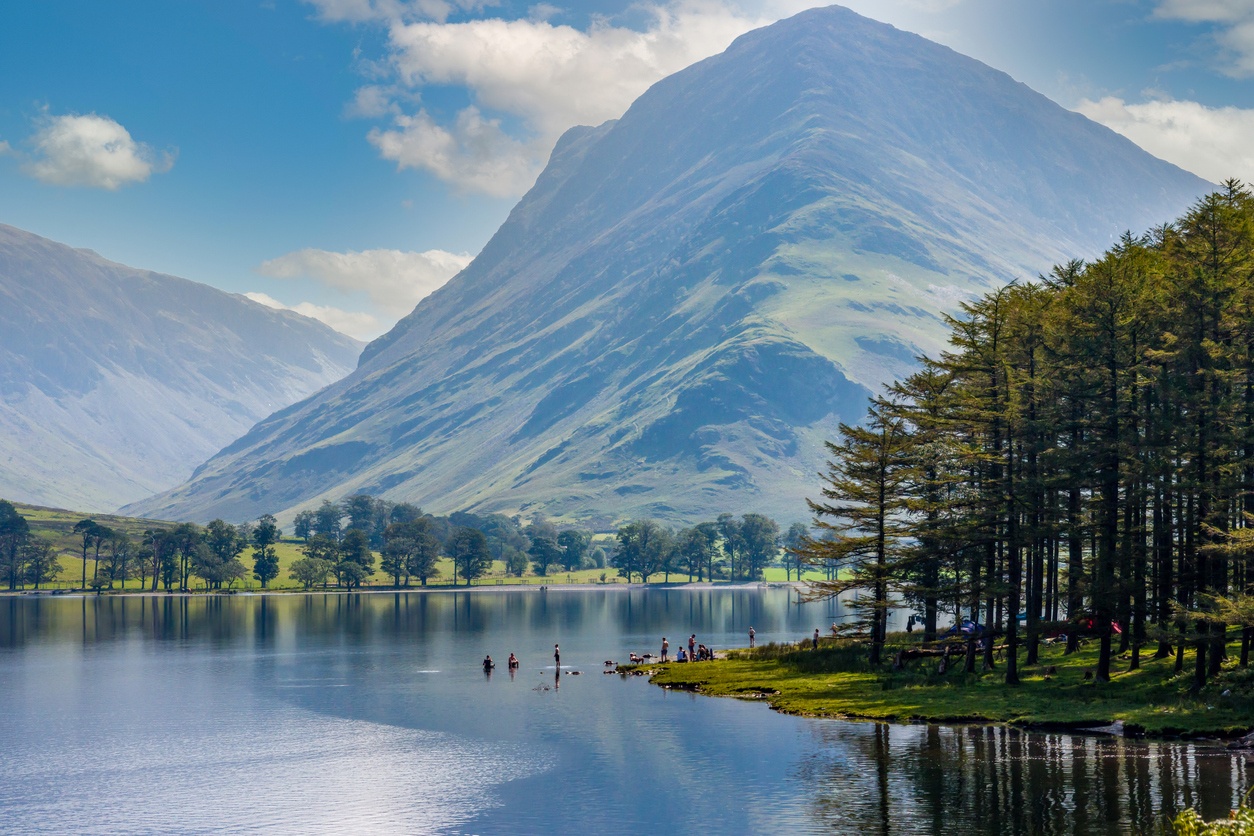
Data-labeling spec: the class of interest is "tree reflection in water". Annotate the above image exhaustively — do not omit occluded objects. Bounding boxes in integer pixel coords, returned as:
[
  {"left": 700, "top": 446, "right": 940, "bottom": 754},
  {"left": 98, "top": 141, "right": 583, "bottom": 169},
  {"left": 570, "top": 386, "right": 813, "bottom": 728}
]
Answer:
[{"left": 801, "top": 722, "right": 1248, "bottom": 834}]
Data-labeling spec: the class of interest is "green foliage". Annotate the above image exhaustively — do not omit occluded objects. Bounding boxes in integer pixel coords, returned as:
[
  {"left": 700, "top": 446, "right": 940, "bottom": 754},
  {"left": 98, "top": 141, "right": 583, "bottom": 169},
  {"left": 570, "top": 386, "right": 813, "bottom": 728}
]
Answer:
[
  {"left": 0, "top": 499, "right": 31, "bottom": 590},
  {"left": 800, "top": 183, "right": 1254, "bottom": 687},
  {"left": 21, "top": 538, "right": 60, "bottom": 588},
  {"left": 557, "top": 529, "right": 590, "bottom": 572},
  {"left": 251, "top": 514, "right": 281, "bottom": 588},
  {"left": 528, "top": 535, "right": 561, "bottom": 577},
  {"left": 292, "top": 510, "right": 314, "bottom": 542},
  {"left": 449, "top": 526, "right": 491, "bottom": 585},
  {"left": 289, "top": 556, "right": 332, "bottom": 590},
  {"left": 336, "top": 529, "right": 374, "bottom": 589},
  {"left": 381, "top": 516, "right": 442, "bottom": 586},
  {"left": 313, "top": 500, "right": 342, "bottom": 541},
  {"left": 614, "top": 520, "right": 673, "bottom": 583},
  {"left": 1172, "top": 793, "right": 1254, "bottom": 835}
]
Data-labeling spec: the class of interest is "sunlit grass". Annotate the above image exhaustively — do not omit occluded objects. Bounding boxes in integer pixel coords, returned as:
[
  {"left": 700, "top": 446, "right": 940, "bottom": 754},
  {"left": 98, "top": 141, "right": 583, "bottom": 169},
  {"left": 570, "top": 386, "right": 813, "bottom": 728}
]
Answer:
[{"left": 645, "top": 632, "right": 1254, "bottom": 737}]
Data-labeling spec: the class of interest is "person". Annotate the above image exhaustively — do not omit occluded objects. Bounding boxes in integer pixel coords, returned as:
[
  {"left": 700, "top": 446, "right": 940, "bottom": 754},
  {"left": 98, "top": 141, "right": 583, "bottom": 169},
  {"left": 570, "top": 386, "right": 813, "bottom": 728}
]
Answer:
[
  {"left": 554, "top": 644, "right": 561, "bottom": 668},
  {"left": 748, "top": 626, "right": 756, "bottom": 648},
  {"left": 661, "top": 637, "right": 669, "bottom": 662},
  {"left": 906, "top": 615, "right": 914, "bottom": 634},
  {"left": 831, "top": 622, "right": 838, "bottom": 636},
  {"left": 688, "top": 634, "right": 696, "bottom": 660},
  {"left": 483, "top": 655, "right": 495, "bottom": 672},
  {"left": 812, "top": 628, "right": 820, "bottom": 650},
  {"left": 508, "top": 652, "right": 519, "bottom": 669},
  {"left": 677, "top": 647, "right": 687, "bottom": 662}
]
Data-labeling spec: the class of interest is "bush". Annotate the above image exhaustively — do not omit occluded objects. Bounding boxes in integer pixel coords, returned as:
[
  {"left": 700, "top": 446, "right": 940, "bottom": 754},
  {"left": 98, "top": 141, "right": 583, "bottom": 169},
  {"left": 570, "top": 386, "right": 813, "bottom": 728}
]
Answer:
[{"left": 1172, "top": 791, "right": 1254, "bottom": 834}]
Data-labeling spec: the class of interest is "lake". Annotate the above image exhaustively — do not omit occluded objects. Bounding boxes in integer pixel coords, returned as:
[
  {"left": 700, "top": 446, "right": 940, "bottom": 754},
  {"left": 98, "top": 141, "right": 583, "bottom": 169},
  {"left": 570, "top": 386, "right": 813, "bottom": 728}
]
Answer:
[{"left": 1, "top": 588, "right": 1248, "bottom": 834}]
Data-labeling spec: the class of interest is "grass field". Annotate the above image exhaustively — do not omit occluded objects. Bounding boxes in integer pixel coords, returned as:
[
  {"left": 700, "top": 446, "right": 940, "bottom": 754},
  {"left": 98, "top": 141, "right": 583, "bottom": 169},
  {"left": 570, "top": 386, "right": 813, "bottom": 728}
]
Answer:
[{"left": 641, "top": 632, "right": 1254, "bottom": 738}]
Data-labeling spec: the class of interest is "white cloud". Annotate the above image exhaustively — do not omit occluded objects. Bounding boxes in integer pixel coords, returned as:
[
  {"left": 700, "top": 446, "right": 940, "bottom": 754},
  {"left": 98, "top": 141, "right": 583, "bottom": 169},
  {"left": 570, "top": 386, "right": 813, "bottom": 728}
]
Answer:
[
  {"left": 1077, "top": 96, "right": 1254, "bottom": 184},
  {"left": 257, "top": 246, "right": 472, "bottom": 315},
  {"left": 356, "top": 2, "right": 769, "bottom": 193},
  {"left": 326, "top": 1, "right": 977, "bottom": 195},
  {"left": 0, "top": 140, "right": 12, "bottom": 157},
  {"left": 344, "top": 84, "right": 400, "bottom": 118},
  {"left": 528, "top": 3, "right": 560, "bottom": 22},
  {"left": 368, "top": 106, "right": 547, "bottom": 196},
  {"left": 1155, "top": 0, "right": 1254, "bottom": 75},
  {"left": 23, "top": 112, "right": 174, "bottom": 190},
  {"left": 386, "top": 7, "right": 766, "bottom": 137},
  {"left": 246, "top": 291, "right": 382, "bottom": 340}
]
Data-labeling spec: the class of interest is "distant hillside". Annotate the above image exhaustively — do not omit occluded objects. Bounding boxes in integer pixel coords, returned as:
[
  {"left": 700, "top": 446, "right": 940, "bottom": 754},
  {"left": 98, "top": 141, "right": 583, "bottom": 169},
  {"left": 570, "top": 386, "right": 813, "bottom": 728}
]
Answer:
[
  {"left": 131, "top": 5, "right": 1209, "bottom": 526},
  {"left": 0, "top": 224, "right": 362, "bottom": 511}
]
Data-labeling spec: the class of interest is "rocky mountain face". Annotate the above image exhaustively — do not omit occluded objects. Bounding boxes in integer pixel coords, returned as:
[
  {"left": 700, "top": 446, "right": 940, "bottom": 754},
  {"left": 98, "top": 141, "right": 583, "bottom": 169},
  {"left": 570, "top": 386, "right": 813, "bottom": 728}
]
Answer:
[
  {"left": 130, "top": 5, "right": 1209, "bottom": 526},
  {"left": 0, "top": 224, "right": 362, "bottom": 511}
]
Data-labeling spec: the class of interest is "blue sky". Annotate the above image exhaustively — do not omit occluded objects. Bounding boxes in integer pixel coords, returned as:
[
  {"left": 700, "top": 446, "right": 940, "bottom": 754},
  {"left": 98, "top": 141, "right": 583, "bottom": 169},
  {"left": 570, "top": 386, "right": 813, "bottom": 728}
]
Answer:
[{"left": 2, "top": 0, "right": 1251, "bottom": 338}]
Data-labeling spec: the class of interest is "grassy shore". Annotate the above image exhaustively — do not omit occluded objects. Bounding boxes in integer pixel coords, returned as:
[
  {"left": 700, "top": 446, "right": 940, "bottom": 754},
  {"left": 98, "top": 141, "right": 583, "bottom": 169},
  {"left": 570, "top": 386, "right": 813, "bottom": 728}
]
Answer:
[{"left": 639, "top": 634, "right": 1254, "bottom": 739}]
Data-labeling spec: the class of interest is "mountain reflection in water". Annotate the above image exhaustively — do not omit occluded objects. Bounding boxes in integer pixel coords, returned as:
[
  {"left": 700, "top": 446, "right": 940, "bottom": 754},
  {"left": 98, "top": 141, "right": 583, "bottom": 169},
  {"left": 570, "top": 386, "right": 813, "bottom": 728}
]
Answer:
[{"left": 0, "top": 590, "right": 1247, "bottom": 834}]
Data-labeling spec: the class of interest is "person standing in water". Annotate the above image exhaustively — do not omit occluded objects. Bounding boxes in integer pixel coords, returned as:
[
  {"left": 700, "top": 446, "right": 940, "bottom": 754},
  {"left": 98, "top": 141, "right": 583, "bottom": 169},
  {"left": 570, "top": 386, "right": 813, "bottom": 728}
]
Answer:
[
  {"left": 661, "top": 637, "right": 669, "bottom": 662},
  {"left": 748, "top": 627, "right": 755, "bottom": 648},
  {"left": 554, "top": 644, "right": 561, "bottom": 668}
]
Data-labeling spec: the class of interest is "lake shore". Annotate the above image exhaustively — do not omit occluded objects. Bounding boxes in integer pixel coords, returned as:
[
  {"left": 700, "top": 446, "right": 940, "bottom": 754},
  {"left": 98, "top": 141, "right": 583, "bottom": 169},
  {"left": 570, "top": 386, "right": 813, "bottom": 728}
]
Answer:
[
  {"left": 631, "top": 636, "right": 1254, "bottom": 742},
  {"left": 0, "top": 580, "right": 794, "bottom": 599}
]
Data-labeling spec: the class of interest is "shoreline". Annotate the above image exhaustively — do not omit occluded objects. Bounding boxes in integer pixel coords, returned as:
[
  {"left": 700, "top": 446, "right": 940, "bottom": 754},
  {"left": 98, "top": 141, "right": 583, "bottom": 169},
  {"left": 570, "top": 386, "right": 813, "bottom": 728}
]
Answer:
[
  {"left": 0, "top": 580, "right": 797, "bottom": 600},
  {"left": 628, "top": 640, "right": 1254, "bottom": 744}
]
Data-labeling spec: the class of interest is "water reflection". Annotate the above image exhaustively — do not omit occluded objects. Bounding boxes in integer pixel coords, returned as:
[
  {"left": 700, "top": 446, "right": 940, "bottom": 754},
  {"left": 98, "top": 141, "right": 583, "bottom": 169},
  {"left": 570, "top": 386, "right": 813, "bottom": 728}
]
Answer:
[
  {"left": 0, "top": 591, "right": 1247, "bottom": 835},
  {"left": 803, "top": 723, "right": 1248, "bottom": 834}
]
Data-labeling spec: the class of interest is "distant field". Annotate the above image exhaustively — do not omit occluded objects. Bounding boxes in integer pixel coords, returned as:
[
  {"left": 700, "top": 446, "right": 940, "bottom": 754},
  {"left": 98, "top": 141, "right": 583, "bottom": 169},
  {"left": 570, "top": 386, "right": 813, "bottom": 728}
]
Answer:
[{"left": 6, "top": 502, "right": 826, "bottom": 592}]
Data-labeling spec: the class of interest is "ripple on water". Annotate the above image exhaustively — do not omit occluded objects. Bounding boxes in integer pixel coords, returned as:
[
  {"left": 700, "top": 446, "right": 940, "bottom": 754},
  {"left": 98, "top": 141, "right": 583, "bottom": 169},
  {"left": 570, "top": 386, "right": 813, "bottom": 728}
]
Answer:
[{"left": 2, "top": 704, "right": 553, "bottom": 834}]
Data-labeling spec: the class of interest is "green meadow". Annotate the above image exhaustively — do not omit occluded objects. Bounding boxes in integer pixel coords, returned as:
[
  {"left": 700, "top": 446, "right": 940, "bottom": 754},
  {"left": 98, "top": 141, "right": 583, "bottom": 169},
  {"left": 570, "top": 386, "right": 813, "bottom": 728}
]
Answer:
[{"left": 641, "top": 633, "right": 1254, "bottom": 739}]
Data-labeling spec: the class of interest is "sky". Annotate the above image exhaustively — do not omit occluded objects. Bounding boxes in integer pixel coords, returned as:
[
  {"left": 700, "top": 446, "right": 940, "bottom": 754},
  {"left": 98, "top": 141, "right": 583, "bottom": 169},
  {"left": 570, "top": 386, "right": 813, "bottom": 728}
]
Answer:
[{"left": 2, "top": 0, "right": 1252, "bottom": 339}]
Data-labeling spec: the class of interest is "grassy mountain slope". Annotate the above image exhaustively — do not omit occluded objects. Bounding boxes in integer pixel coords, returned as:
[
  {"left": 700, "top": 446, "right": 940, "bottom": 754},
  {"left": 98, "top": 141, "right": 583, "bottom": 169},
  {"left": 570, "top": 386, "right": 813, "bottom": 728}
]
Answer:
[
  {"left": 0, "top": 224, "right": 362, "bottom": 511},
  {"left": 131, "top": 5, "right": 1209, "bottom": 526}
]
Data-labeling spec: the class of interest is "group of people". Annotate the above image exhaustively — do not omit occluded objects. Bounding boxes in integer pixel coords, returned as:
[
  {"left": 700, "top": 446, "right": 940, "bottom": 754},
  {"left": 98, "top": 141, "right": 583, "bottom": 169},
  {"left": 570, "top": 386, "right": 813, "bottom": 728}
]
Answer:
[
  {"left": 482, "top": 652, "right": 522, "bottom": 672},
  {"left": 660, "top": 634, "right": 714, "bottom": 663}
]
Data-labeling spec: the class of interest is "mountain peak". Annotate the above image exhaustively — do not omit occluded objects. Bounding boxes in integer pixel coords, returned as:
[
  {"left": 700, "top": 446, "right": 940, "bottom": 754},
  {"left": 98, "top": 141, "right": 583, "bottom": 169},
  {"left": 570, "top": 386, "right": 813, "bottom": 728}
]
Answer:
[{"left": 130, "top": 5, "right": 1208, "bottom": 525}]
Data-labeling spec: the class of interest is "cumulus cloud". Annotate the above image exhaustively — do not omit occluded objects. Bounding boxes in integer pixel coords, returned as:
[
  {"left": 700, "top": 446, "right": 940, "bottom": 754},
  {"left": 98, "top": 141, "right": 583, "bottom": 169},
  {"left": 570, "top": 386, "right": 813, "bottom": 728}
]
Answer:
[
  {"left": 368, "top": 107, "right": 547, "bottom": 196},
  {"left": 1155, "top": 0, "right": 1254, "bottom": 75},
  {"left": 328, "top": 1, "right": 976, "bottom": 195},
  {"left": 258, "top": 246, "right": 472, "bottom": 315},
  {"left": 349, "top": 2, "right": 769, "bottom": 194},
  {"left": 246, "top": 291, "right": 382, "bottom": 339},
  {"left": 344, "top": 84, "right": 400, "bottom": 118},
  {"left": 22, "top": 112, "right": 174, "bottom": 190},
  {"left": 0, "top": 140, "right": 12, "bottom": 157},
  {"left": 1077, "top": 96, "right": 1254, "bottom": 184},
  {"left": 387, "top": 7, "right": 766, "bottom": 136}
]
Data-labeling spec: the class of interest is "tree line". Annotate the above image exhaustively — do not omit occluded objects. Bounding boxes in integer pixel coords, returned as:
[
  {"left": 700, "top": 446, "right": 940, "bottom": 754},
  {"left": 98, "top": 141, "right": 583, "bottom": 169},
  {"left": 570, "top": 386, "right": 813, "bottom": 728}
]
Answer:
[
  {"left": 801, "top": 183, "right": 1254, "bottom": 689},
  {"left": 612, "top": 513, "right": 802, "bottom": 583},
  {"left": 2, "top": 494, "right": 805, "bottom": 592}
]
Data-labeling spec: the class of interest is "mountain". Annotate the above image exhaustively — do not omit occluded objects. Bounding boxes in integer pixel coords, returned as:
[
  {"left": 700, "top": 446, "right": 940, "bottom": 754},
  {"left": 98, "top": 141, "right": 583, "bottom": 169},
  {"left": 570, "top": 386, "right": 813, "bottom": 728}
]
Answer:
[
  {"left": 129, "top": 5, "right": 1209, "bottom": 526},
  {"left": 0, "top": 223, "right": 362, "bottom": 511}
]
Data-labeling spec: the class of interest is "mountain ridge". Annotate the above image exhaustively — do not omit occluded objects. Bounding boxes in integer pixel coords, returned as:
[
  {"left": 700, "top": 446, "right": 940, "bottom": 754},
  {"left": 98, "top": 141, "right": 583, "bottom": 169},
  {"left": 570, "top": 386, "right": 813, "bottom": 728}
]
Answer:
[
  {"left": 0, "top": 223, "right": 362, "bottom": 511},
  {"left": 128, "top": 4, "right": 1210, "bottom": 526}
]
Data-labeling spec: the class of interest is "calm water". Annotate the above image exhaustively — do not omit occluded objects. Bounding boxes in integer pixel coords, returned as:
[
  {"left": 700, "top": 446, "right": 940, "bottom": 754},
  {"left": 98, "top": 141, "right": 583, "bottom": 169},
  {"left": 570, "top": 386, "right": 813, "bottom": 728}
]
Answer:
[{"left": 0, "top": 588, "right": 1247, "bottom": 834}]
